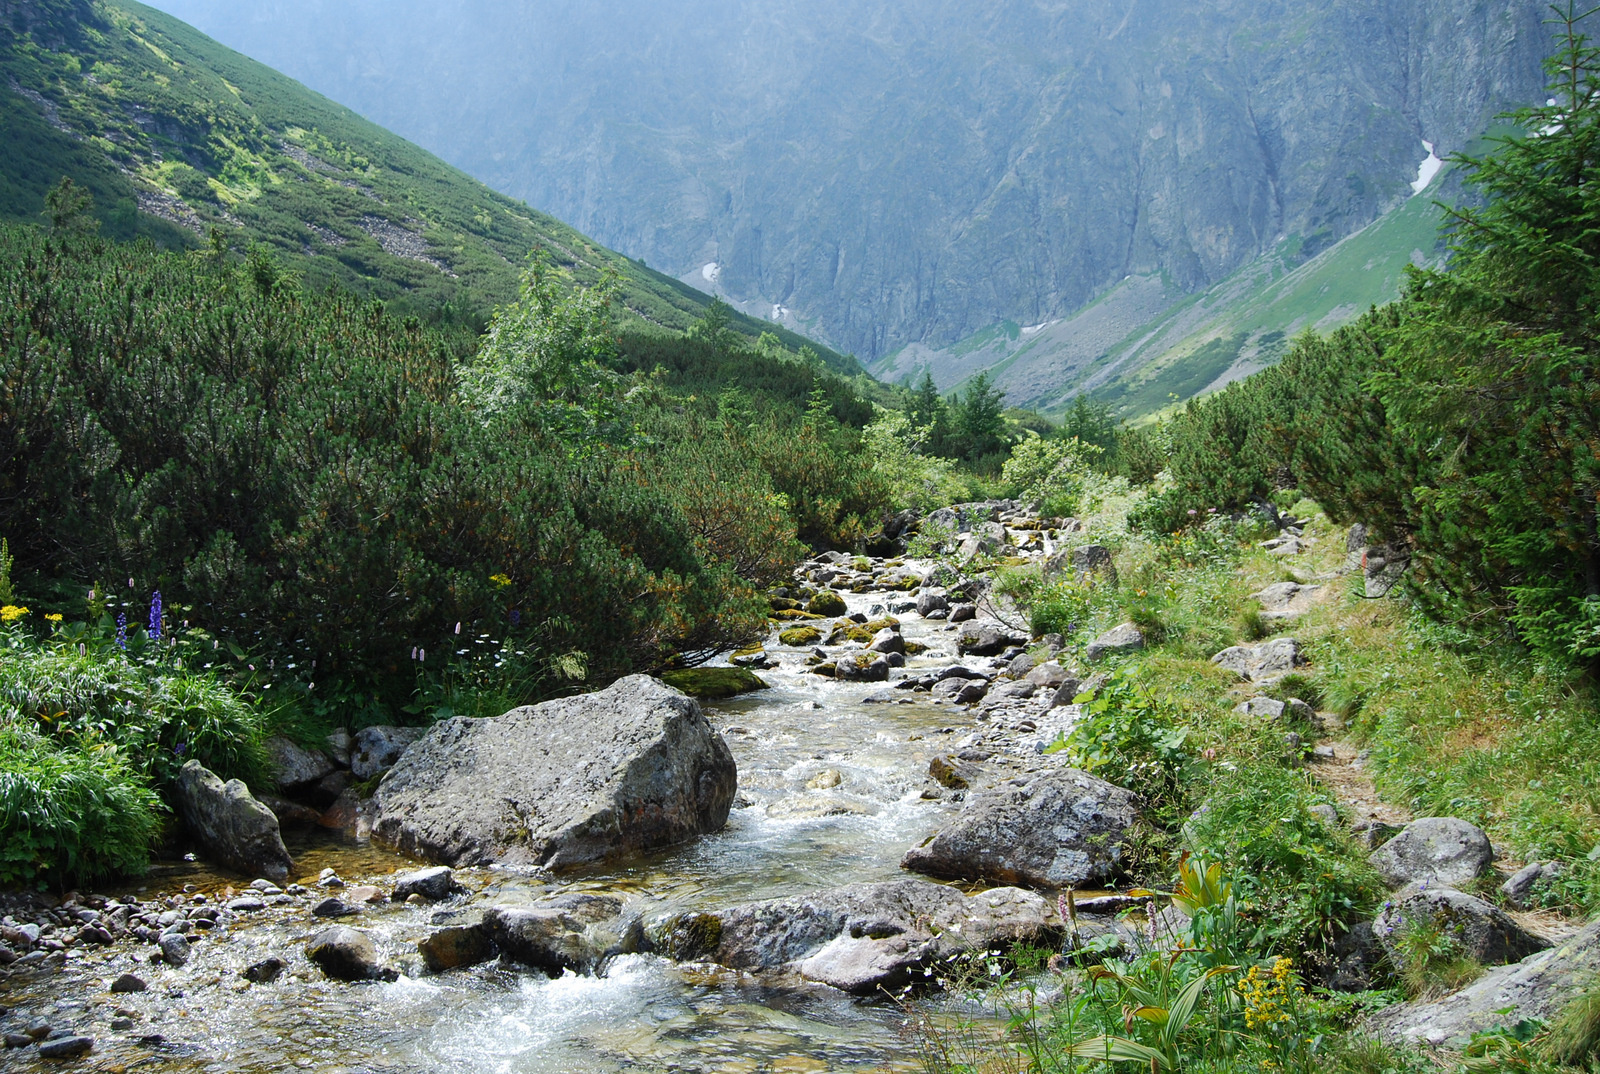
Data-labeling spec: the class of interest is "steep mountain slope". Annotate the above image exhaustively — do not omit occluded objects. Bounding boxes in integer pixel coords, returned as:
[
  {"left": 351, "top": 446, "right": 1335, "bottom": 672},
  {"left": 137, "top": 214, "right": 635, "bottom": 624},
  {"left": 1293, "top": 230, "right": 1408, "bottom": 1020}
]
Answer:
[
  {"left": 145, "top": 0, "right": 1551, "bottom": 384},
  {"left": 0, "top": 0, "right": 851, "bottom": 365}
]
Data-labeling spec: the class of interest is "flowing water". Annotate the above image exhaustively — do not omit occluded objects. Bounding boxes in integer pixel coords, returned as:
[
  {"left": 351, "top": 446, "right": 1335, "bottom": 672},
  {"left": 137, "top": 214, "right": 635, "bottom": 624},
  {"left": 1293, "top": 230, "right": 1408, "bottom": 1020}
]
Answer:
[{"left": 2, "top": 584, "right": 1039, "bottom": 1074}]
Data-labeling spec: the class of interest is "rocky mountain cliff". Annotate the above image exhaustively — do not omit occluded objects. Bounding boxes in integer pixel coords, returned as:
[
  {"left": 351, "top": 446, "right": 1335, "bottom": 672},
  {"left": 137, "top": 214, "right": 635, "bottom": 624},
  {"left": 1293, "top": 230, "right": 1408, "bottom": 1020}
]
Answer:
[{"left": 150, "top": 0, "right": 1553, "bottom": 403}]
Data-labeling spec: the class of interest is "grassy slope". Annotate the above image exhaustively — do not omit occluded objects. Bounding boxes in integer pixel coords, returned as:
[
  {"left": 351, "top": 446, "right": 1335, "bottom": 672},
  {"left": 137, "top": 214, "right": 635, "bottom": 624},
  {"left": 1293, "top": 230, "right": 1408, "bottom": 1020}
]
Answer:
[
  {"left": 1085, "top": 188, "right": 1449, "bottom": 417},
  {"left": 891, "top": 185, "right": 1448, "bottom": 418},
  {"left": 1033, "top": 494, "right": 1600, "bottom": 915},
  {"left": 0, "top": 0, "right": 857, "bottom": 369}
]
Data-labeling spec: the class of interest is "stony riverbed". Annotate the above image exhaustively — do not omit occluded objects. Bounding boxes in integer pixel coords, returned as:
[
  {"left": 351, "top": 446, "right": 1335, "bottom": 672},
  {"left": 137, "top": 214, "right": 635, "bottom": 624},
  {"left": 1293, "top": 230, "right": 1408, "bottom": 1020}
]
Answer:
[{"left": 1, "top": 501, "right": 1124, "bottom": 1073}]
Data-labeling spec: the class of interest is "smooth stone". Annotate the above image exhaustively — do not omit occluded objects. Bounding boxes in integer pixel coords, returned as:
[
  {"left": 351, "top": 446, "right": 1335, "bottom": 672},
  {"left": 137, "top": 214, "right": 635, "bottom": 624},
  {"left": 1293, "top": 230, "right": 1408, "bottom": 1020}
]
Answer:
[
  {"left": 305, "top": 925, "right": 395, "bottom": 982},
  {"left": 392, "top": 866, "right": 458, "bottom": 903}
]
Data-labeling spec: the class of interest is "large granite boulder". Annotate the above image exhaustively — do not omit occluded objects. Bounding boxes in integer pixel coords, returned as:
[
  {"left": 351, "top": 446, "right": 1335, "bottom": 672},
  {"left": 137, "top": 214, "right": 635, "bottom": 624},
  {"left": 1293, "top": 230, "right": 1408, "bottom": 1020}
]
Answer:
[
  {"left": 901, "top": 768, "right": 1138, "bottom": 889},
  {"left": 661, "top": 879, "right": 1060, "bottom": 994},
  {"left": 1369, "top": 817, "right": 1494, "bottom": 890},
  {"left": 1368, "top": 921, "right": 1600, "bottom": 1049},
  {"left": 372, "top": 676, "right": 737, "bottom": 870},
  {"left": 174, "top": 761, "right": 292, "bottom": 883},
  {"left": 1375, "top": 885, "right": 1549, "bottom": 969},
  {"left": 1211, "top": 638, "right": 1306, "bottom": 682}
]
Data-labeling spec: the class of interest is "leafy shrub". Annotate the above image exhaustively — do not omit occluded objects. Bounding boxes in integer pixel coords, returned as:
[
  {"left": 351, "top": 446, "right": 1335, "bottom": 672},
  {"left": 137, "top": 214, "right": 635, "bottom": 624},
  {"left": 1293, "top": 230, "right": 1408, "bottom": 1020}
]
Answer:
[
  {"left": 0, "top": 641, "right": 268, "bottom": 788},
  {"left": 0, "top": 721, "right": 162, "bottom": 886},
  {"left": 1183, "top": 758, "right": 1383, "bottom": 952},
  {"left": 1001, "top": 434, "right": 1103, "bottom": 517},
  {"left": 1062, "top": 670, "right": 1193, "bottom": 818}
]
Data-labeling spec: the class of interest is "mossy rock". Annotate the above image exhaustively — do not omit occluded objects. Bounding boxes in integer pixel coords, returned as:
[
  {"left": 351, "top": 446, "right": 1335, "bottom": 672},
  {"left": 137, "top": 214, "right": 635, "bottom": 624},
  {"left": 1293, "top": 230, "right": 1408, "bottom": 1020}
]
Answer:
[
  {"left": 860, "top": 617, "right": 900, "bottom": 634},
  {"left": 827, "top": 625, "right": 875, "bottom": 645},
  {"left": 768, "top": 597, "right": 802, "bottom": 612},
  {"left": 849, "top": 580, "right": 873, "bottom": 592},
  {"left": 771, "top": 609, "right": 825, "bottom": 621},
  {"left": 779, "top": 625, "right": 823, "bottom": 647},
  {"left": 660, "top": 912, "right": 723, "bottom": 961},
  {"left": 896, "top": 577, "right": 921, "bottom": 590},
  {"left": 1001, "top": 556, "right": 1032, "bottom": 568},
  {"left": 807, "top": 590, "right": 848, "bottom": 616},
  {"left": 904, "top": 640, "right": 930, "bottom": 655},
  {"left": 660, "top": 667, "right": 770, "bottom": 699}
]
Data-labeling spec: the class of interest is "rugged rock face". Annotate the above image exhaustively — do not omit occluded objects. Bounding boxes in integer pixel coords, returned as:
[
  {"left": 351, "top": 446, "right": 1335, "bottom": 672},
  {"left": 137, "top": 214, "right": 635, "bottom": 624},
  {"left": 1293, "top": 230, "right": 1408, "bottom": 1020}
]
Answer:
[
  {"left": 160, "top": 0, "right": 1551, "bottom": 385},
  {"left": 371, "top": 676, "right": 738, "bottom": 870},
  {"left": 1370, "top": 817, "right": 1495, "bottom": 889},
  {"left": 1368, "top": 921, "right": 1600, "bottom": 1048},
  {"left": 174, "top": 762, "right": 292, "bottom": 883},
  {"left": 663, "top": 879, "right": 1061, "bottom": 994},
  {"left": 902, "top": 768, "right": 1139, "bottom": 889},
  {"left": 1375, "top": 886, "right": 1549, "bottom": 968}
]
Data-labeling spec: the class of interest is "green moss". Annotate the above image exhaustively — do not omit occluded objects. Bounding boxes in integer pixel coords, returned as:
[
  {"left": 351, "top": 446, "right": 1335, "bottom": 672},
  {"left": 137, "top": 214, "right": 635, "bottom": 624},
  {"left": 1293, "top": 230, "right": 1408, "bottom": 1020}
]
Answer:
[
  {"left": 807, "top": 590, "right": 848, "bottom": 616},
  {"left": 659, "top": 667, "right": 770, "bottom": 699},
  {"left": 778, "top": 625, "right": 822, "bottom": 647}
]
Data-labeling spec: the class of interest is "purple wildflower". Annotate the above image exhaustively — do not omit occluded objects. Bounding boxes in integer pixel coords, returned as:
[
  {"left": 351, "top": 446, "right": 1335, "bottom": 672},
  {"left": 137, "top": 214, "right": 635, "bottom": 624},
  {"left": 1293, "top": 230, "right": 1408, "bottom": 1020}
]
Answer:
[
  {"left": 148, "top": 590, "right": 163, "bottom": 642},
  {"left": 115, "top": 612, "right": 127, "bottom": 650}
]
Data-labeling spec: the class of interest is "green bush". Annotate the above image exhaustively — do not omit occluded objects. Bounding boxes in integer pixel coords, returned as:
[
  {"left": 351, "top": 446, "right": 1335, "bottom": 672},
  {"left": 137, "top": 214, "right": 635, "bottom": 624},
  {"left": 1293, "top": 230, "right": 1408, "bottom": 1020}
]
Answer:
[
  {"left": 0, "top": 641, "right": 268, "bottom": 789},
  {"left": 0, "top": 721, "right": 162, "bottom": 886},
  {"left": 1184, "top": 758, "right": 1383, "bottom": 952}
]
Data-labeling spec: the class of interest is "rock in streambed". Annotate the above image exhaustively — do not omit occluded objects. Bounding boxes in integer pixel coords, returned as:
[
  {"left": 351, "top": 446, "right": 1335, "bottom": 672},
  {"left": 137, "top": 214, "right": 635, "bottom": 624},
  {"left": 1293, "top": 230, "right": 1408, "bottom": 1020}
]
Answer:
[{"left": 372, "top": 675, "right": 737, "bottom": 870}]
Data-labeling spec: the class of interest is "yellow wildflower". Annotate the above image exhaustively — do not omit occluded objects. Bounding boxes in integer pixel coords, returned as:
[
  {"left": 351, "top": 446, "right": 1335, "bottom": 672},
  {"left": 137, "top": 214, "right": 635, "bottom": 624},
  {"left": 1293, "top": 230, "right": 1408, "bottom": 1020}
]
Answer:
[
  {"left": 45, "top": 613, "right": 63, "bottom": 622},
  {"left": 489, "top": 573, "right": 513, "bottom": 588},
  {"left": 0, "top": 604, "right": 29, "bottom": 623}
]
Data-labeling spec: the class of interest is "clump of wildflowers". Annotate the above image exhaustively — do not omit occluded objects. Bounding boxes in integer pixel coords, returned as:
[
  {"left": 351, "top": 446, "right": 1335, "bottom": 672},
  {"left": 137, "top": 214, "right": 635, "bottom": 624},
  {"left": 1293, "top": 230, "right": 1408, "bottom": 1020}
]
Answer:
[
  {"left": 1239, "top": 956, "right": 1299, "bottom": 1030},
  {"left": 115, "top": 612, "right": 128, "bottom": 650},
  {"left": 148, "top": 590, "right": 163, "bottom": 642},
  {"left": 0, "top": 604, "right": 29, "bottom": 624}
]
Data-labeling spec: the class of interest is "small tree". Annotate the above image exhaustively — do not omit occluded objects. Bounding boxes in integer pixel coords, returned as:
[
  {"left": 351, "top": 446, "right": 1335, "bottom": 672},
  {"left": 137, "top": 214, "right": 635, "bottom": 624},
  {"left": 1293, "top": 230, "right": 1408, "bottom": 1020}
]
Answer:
[{"left": 43, "top": 176, "right": 98, "bottom": 235}]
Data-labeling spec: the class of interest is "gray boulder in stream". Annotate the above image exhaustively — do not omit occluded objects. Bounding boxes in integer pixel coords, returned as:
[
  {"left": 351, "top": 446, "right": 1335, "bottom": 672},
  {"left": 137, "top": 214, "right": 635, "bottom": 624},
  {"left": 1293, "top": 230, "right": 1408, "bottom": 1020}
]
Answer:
[
  {"left": 484, "top": 893, "right": 640, "bottom": 976},
  {"left": 372, "top": 675, "right": 737, "bottom": 870},
  {"left": 174, "top": 761, "right": 292, "bottom": 883},
  {"left": 660, "top": 879, "right": 1060, "bottom": 994},
  {"left": 901, "top": 768, "right": 1137, "bottom": 889}
]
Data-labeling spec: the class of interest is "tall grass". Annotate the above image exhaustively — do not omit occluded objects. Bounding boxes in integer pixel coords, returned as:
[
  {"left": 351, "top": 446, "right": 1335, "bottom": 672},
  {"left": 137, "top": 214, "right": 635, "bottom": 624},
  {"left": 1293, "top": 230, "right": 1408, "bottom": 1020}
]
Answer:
[{"left": 0, "top": 722, "right": 163, "bottom": 886}]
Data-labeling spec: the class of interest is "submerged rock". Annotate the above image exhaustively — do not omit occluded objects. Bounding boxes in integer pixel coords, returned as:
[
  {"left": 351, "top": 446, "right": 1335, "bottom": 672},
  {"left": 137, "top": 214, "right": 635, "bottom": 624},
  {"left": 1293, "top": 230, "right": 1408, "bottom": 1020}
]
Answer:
[
  {"left": 418, "top": 924, "right": 494, "bottom": 973},
  {"left": 392, "top": 866, "right": 459, "bottom": 903},
  {"left": 665, "top": 879, "right": 1060, "bottom": 994},
  {"left": 306, "top": 926, "right": 396, "bottom": 982},
  {"left": 372, "top": 675, "right": 737, "bottom": 870},
  {"left": 174, "top": 761, "right": 292, "bottom": 884},
  {"left": 901, "top": 768, "right": 1137, "bottom": 889},
  {"left": 659, "top": 667, "right": 770, "bottom": 699},
  {"left": 483, "top": 894, "right": 636, "bottom": 976}
]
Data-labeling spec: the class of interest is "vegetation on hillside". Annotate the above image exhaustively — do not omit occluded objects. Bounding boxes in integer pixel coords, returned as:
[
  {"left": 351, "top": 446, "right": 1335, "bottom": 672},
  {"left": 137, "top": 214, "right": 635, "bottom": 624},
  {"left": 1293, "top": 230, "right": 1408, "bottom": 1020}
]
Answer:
[
  {"left": 0, "top": 222, "right": 893, "bottom": 884},
  {"left": 0, "top": 0, "right": 852, "bottom": 367},
  {"left": 1124, "top": 11, "right": 1600, "bottom": 674}
]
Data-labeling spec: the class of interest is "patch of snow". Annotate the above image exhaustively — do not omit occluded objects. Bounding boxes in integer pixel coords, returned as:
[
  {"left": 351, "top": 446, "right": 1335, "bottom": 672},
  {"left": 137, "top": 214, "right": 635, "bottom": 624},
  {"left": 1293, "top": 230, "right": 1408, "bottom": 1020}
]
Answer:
[
  {"left": 1021, "top": 320, "right": 1059, "bottom": 336},
  {"left": 701, "top": 262, "right": 721, "bottom": 284},
  {"left": 771, "top": 304, "right": 789, "bottom": 321},
  {"left": 1411, "top": 140, "right": 1443, "bottom": 194}
]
